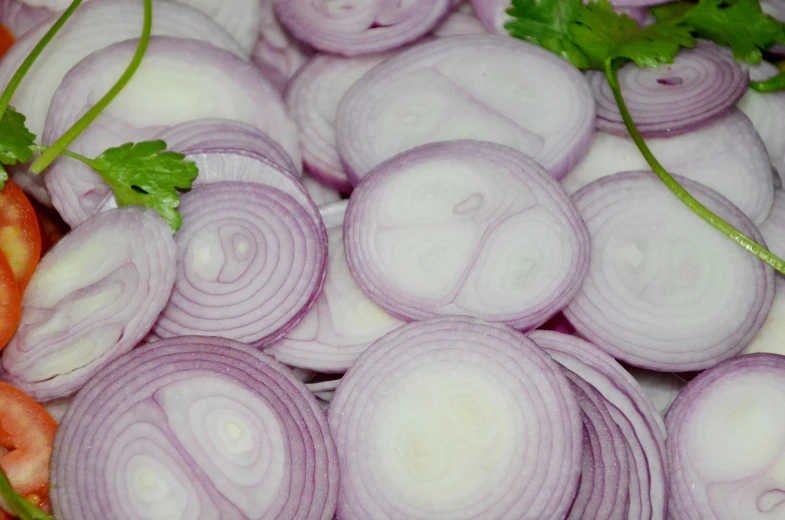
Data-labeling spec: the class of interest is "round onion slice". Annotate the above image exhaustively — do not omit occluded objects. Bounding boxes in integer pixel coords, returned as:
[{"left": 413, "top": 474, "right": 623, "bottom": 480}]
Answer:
[
  {"left": 337, "top": 34, "right": 595, "bottom": 183},
  {"left": 301, "top": 175, "right": 341, "bottom": 206},
  {"left": 529, "top": 331, "right": 668, "bottom": 520},
  {"left": 267, "top": 201, "right": 405, "bottom": 373},
  {"left": 152, "top": 182, "right": 327, "bottom": 348},
  {"left": 665, "top": 353, "right": 785, "bottom": 520},
  {"left": 432, "top": 8, "right": 487, "bottom": 36},
  {"left": 344, "top": 140, "right": 590, "bottom": 329},
  {"left": 43, "top": 36, "right": 299, "bottom": 227},
  {"left": 0, "top": 0, "right": 50, "bottom": 37},
  {"left": 329, "top": 316, "right": 582, "bottom": 520},
  {"left": 274, "top": 0, "right": 451, "bottom": 56},
  {"left": 0, "top": 207, "right": 176, "bottom": 401},
  {"left": 51, "top": 336, "right": 338, "bottom": 520},
  {"left": 564, "top": 171, "right": 775, "bottom": 372},
  {"left": 589, "top": 41, "right": 748, "bottom": 138},
  {"left": 562, "top": 110, "right": 774, "bottom": 224},
  {"left": 285, "top": 52, "right": 392, "bottom": 192}
]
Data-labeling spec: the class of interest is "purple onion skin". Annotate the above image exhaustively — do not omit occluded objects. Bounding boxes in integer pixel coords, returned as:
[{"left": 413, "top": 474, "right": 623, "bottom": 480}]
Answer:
[{"left": 51, "top": 336, "right": 339, "bottom": 520}]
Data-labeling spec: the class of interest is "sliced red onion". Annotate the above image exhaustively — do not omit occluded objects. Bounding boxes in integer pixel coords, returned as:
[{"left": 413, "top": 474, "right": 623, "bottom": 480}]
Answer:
[
  {"left": 337, "top": 35, "right": 595, "bottom": 183},
  {"left": 301, "top": 175, "right": 341, "bottom": 206},
  {"left": 43, "top": 36, "right": 299, "bottom": 227},
  {"left": 0, "top": 0, "right": 245, "bottom": 142},
  {"left": 432, "top": 8, "right": 487, "bottom": 36},
  {"left": 739, "top": 61, "right": 785, "bottom": 185},
  {"left": 329, "top": 316, "right": 583, "bottom": 520},
  {"left": 761, "top": 190, "right": 785, "bottom": 257},
  {"left": 344, "top": 140, "right": 590, "bottom": 329},
  {"left": 285, "top": 53, "right": 391, "bottom": 193},
  {"left": 625, "top": 366, "right": 687, "bottom": 417},
  {"left": 562, "top": 110, "right": 775, "bottom": 224},
  {"left": 0, "top": 0, "right": 51, "bottom": 37},
  {"left": 51, "top": 335, "right": 338, "bottom": 520},
  {"left": 42, "top": 396, "right": 72, "bottom": 423},
  {"left": 152, "top": 182, "right": 327, "bottom": 348},
  {"left": 274, "top": 0, "right": 452, "bottom": 56},
  {"left": 665, "top": 353, "right": 785, "bottom": 520},
  {"left": 177, "top": 0, "right": 262, "bottom": 52},
  {"left": 0, "top": 207, "right": 176, "bottom": 401},
  {"left": 565, "top": 171, "right": 775, "bottom": 372},
  {"left": 267, "top": 200, "right": 405, "bottom": 373},
  {"left": 589, "top": 41, "right": 749, "bottom": 138},
  {"left": 529, "top": 331, "right": 668, "bottom": 520}
]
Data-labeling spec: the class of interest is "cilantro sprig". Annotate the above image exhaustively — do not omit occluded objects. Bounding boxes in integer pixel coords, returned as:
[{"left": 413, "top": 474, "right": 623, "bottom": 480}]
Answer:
[
  {"left": 506, "top": 0, "right": 785, "bottom": 275},
  {"left": 0, "top": 0, "right": 197, "bottom": 231},
  {"left": 0, "top": 466, "right": 52, "bottom": 520}
]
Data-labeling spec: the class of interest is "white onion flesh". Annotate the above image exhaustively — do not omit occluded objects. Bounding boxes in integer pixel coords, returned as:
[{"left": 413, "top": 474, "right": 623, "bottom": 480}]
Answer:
[{"left": 301, "top": 176, "right": 342, "bottom": 206}]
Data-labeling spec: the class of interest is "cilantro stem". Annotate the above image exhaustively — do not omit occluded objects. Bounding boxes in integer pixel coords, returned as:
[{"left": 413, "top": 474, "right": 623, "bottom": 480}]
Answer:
[
  {"left": 0, "top": 466, "right": 52, "bottom": 520},
  {"left": 0, "top": 0, "right": 83, "bottom": 119},
  {"left": 750, "top": 72, "right": 785, "bottom": 93},
  {"left": 603, "top": 57, "right": 785, "bottom": 275},
  {"left": 29, "top": 0, "right": 153, "bottom": 175}
]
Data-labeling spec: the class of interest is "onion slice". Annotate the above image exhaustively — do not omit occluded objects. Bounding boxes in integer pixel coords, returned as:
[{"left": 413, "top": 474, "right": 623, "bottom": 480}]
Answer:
[
  {"left": 1, "top": 207, "right": 176, "bottom": 401},
  {"left": 0, "top": 0, "right": 51, "bottom": 37},
  {"left": 43, "top": 36, "right": 299, "bottom": 227},
  {"left": 589, "top": 41, "right": 748, "bottom": 138},
  {"left": 432, "top": 8, "right": 487, "bottom": 35},
  {"left": 302, "top": 176, "right": 341, "bottom": 206},
  {"left": 274, "top": 0, "right": 452, "bottom": 56},
  {"left": 562, "top": 110, "right": 774, "bottom": 224},
  {"left": 665, "top": 353, "right": 785, "bottom": 520},
  {"left": 152, "top": 182, "right": 327, "bottom": 348},
  {"left": 529, "top": 331, "right": 668, "bottom": 520},
  {"left": 329, "top": 316, "right": 582, "bottom": 520},
  {"left": 344, "top": 140, "right": 590, "bottom": 329},
  {"left": 51, "top": 335, "right": 338, "bottom": 520},
  {"left": 564, "top": 171, "right": 774, "bottom": 371},
  {"left": 267, "top": 200, "right": 405, "bottom": 373},
  {"left": 336, "top": 34, "right": 595, "bottom": 183}
]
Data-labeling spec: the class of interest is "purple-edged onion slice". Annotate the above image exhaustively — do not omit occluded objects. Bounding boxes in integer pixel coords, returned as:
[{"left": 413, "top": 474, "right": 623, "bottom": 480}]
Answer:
[
  {"left": 274, "top": 0, "right": 452, "bottom": 56},
  {"left": 267, "top": 200, "right": 404, "bottom": 373},
  {"left": 665, "top": 353, "right": 785, "bottom": 520},
  {"left": 565, "top": 171, "right": 775, "bottom": 372},
  {"left": 336, "top": 35, "right": 595, "bottom": 183},
  {"left": 43, "top": 36, "right": 299, "bottom": 227},
  {"left": 1, "top": 207, "right": 176, "bottom": 401},
  {"left": 0, "top": 0, "right": 51, "bottom": 37},
  {"left": 329, "top": 316, "right": 582, "bottom": 520},
  {"left": 51, "top": 335, "right": 338, "bottom": 520},
  {"left": 589, "top": 41, "right": 748, "bottom": 138},
  {"left": 530, "top": 331, "right": 668, "bottom": 520},
  {"left": 344, "top": 140, "right": 590, "bottom": 329},
  {"left": 432, "top": 7, "right": 487, "bottom": 35},
  {"left": 562, "top": 110, "right": 775, "bottom": 224},
  {"left": 301, "top": 175, "right": 341, "bottom": 206},
  {"left": 152, "top": 182, "right": 327, "bottom": 348}
]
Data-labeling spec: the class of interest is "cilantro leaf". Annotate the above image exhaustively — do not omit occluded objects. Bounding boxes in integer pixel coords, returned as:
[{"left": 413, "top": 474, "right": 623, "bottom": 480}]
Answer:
[
  {"left": 0, "top": 168, "right": 8, "bottom": 190},
  {"left": 0, "top": 107, "right": 35, "bottom": 168},
  {"left": 505, "top": 0, "right": 591, "bottom": 68},
  {"left": 90, "top": 140, "right": 198, "bottom": 232}
]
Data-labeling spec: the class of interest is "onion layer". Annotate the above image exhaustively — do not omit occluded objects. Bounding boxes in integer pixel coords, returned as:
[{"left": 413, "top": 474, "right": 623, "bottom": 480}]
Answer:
[
  {"left": 301, "top": 175, "right": 342, "bottom": 206},
  {"left": 43, "top": 36, "right": 299, "bottom": 227},
  {"left": 336, "top": 34, "right": 595, "bottom": 183},
  {"left": 344, "top": 140, "right": 590, "bottom": 329},
  {"left": 329, "top": 316, "right": 582, "bottom": 520},
  {"left": 0, "top": 0, "right": 51, "bottom": 37},
  {"left": 51, "top": 335, "right": 338, "bottom": 520},
  {"left": 589, "top": 41, "right": 748, "bottom": 138},
  {"left": 1, "top": 207, "right": 176, "bottom": 401},
  {"left": 267, "top": 201, "right": 405, "bottom": 373},
  {"left": 565, "top": 172, "right": 774, "bottom": 371},
  {"left": 666, "top": 354, "right": 785, "bottom": 520},
  {"left": 152, "top": 182, "right": 327, "bottom": 348}
]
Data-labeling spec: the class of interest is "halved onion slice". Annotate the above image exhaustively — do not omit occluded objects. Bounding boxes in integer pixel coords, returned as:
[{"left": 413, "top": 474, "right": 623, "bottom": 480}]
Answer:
[
  {"left": 0, "top": 207, "right": 177, "bottom": 401},
  {"left": 336, "top": 34, "right": 595, "bottom": 183},
  {"left": 152, "top": 182, "right": 327, "bottom": 348},
  {"left": 666, "top": 354, "right": 785, "bottom": 520},
  {"left": 589, "top": 41, "right": 748, "bottom": 138},
  {"left": 43, "top": 36, "right": 298, "bottom": 227},
  {"left": 51, "top": 335, "right": 338, "bottom": 520},
  {"left": 344, "top": 140, "right": 590, "bottom": 330},
  {"left": 267, "top": 201, "right": 404, "bottom": 373},
  {"left": 329, "top": 316, "right": 582, "bottom": 520},
  {"left": 564, "top": 172, "right": 774, "bottom": 371}
]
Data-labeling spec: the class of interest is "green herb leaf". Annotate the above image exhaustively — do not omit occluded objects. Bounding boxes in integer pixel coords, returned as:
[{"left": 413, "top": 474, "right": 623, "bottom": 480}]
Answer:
[
  {"left": 89, "top": 140, "right": 198, "bottom": 231},
  {"left": 0, "top": 466, "right": 52, "bottom": 520},
  {"left": 504, "top": 0, "right": 591, "bottom": 68},
  {"left": 0, "top": 107, "right": 35, "bottom": 168}
]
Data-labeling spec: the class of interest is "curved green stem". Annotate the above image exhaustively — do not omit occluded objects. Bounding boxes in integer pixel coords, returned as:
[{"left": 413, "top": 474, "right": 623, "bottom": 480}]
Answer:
[
  {"left": 750, "top": 72, "right": 785, "bottom": 93},
  {"left": 0, "top": 0, "right": 83, "bottom": 118},
  {"left": 603, "top": 57, "right": 785, "bottom": 275},
  {"left": 29, "top": 0, "right": 153, "bottom": 174}
]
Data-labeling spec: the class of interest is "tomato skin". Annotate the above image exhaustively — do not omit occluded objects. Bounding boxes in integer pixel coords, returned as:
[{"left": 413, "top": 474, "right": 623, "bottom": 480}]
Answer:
[
  {"left": 0, "top": 181, "right": 41, "bottom": 291},
  {"left": 0, "top": 253, "right": 20, "bottom": 352}
]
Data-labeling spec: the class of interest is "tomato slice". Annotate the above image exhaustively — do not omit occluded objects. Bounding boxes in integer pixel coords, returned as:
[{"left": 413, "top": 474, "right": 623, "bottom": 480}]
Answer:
[
  {"left": 0, "top": 25, "right": 13, "bottom": 59},
  {"left": 0, "top": 253, "right": 20, "bottom": 352},
  {"left": 0, "top": 181, "right": 41, "bottom": 291},
  {"left": 0, "top": 383, "right": 57, "bottom": 515}
]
